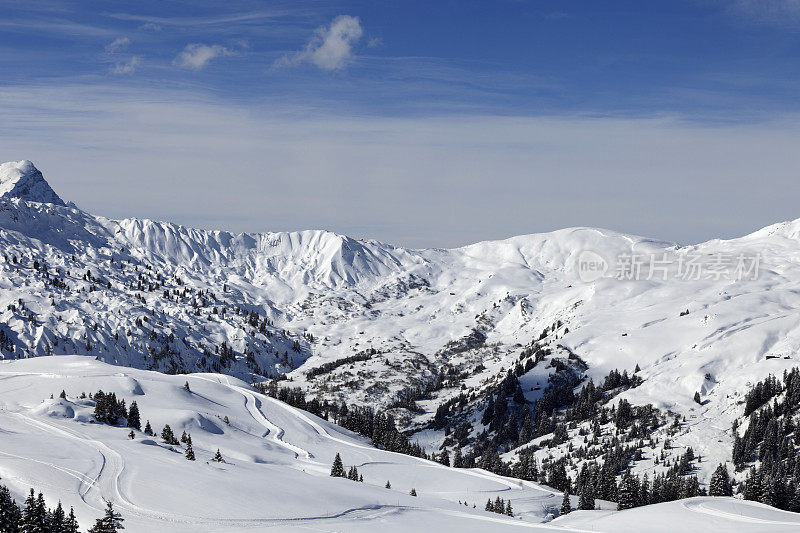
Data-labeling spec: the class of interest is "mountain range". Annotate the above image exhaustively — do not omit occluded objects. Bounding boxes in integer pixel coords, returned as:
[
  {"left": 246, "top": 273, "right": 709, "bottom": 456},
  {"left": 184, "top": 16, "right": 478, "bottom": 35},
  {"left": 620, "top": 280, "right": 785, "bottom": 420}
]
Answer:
[{"left": 2, "top": 160, "right": 800, "bottom": 530}]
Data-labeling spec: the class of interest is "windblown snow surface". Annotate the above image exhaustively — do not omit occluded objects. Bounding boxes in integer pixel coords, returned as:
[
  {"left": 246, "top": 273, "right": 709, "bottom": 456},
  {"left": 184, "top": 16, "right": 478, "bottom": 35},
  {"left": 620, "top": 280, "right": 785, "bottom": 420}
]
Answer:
[{"left": 1, "top": 356, "right": 797, "bottom": 532}]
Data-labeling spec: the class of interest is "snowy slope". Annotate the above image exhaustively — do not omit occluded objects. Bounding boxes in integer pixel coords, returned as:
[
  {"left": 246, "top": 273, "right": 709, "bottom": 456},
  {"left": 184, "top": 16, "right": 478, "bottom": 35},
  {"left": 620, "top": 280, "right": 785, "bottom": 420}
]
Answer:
[
  {"left": 0, "top": 356, "right": 562, "bottom": 532},
  {"left": 1, "top": 356, "right": 798, "bottom": 533},
  {"left": 3, "top": 161, "right": 800, "bottom": 493}
]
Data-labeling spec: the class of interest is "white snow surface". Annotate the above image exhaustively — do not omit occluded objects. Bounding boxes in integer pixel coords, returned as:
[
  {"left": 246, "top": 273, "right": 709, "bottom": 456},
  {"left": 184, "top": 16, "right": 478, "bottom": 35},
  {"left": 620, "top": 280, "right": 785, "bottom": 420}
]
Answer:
[
  {"left": 2, "top": 356, "right": 797, "bottom": 533},
  {"left": 0, "top": 356, "right": 558, "bottom": 532}
]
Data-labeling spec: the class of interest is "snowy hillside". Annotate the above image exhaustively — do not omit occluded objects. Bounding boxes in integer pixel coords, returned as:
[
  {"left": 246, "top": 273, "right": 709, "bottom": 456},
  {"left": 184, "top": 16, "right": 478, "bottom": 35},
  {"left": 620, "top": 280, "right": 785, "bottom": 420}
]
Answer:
[
  {"left": 1, "top": 356, "right": 798, "bottom": 533},
  {"left": 3, "top": 161, "right": 800, "bottom": 518}
]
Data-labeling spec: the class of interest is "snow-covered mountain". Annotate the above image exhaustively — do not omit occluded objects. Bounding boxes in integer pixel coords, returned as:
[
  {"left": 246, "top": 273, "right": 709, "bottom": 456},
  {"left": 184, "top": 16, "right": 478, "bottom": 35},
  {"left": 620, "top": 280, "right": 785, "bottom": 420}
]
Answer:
[
  {"left": 0, "top": 160, "right": 64, "bottom": 206},
  {"left": 3, "top": 160, "right": 800, "bottom": 519}
]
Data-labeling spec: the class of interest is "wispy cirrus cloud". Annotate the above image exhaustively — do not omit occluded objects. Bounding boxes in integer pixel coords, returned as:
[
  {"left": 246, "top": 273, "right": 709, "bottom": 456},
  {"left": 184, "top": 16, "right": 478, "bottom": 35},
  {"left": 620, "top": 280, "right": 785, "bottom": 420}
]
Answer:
[
  {"left": 106, "top": 11, "right": 284, "bottom": 27},
  {"left": 105, "top": 37, "right": 131, "bottom": 53},
  {"left": 275, "top": 15, "right": 363, "bottom": 71},
  {"left": 112, "top": 56, "right": 140, "bottom": 74},
  {"left": 729, "top": 0, "right": 800, "bottom": 26},
  {"left": 138, "top": 22, "right": 161, "bottom": 32},
  {"left": 174, "top": 43, "right": 235, "bottom": 70}
]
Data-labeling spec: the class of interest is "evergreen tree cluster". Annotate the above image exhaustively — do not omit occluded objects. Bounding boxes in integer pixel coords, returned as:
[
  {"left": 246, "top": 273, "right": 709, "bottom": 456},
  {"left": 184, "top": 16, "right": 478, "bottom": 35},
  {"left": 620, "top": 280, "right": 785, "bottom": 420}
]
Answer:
[
  {"left": 328, "top": 453, "right": 365, "bottom": 483},
  {"left": 0, "top": 480, "right": 123, "bottom": 533},
  {"left": 484, "top": 496, "right": 513, "bottom": 516},
  {"left": 304, "top": 349, "right": 376, "bottom": 379},
  {"left": 92, "top": 390, "right": 128, "bottom": 425},
  {"left": 731, "top": 368, "right": 800, "bottom": 512},
  {"left": 256, "top": 382, "right": 429, "bottom": 459}
]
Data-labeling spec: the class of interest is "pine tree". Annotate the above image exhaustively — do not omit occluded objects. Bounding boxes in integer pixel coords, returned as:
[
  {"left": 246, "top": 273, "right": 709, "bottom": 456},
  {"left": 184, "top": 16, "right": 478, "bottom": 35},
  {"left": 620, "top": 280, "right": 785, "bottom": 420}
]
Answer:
[
  {"left": 0, "top": 484, "right": 21, "bottom": 533},
  {"left": 185, "top": 440, "right": 196, "bottom": 461},
  {"left": 709, "top": 464, "right": 733, "bottom": 497},
  {"left": 485, "top": 499, "right": 493, "bottom": 512},
  {"left": 330, "top": 453, "right": 345, "bottom": 477},
  {"left": 505, "top": 500, "right": 513, "bottom": 516},
  {"left": 578, "top": 482, "right": 595, "bottom": 510},
  {"left": 617, "top": 472, "right": 638, "bottom": 510},
  {"left": 88, "top": 500, "right": 124, "bottom": 532},
  {"left": 453, "top": 447, "right": 463, "bottom": 468},
  {"left": 126, "top": 402, "right": 141, "bottom": 431},
  {"left": 437, "top": 449, "right": 450, "bottom": 467},
  {"left": 161, "top": 425, "right": 177, "bottom": 445},
  {"left": 760, "top": 475, "right": 776, "bottom": 507},
  {"left": 180, "top": 430, "right": 188, "bottom": 444},
  {"left": 143, "top": 420, "right": 153, "bottom": 436},
  {"left": 64, "top": 507, "right": 79, "bottom": 533},
  {"left": 21, "top": 488, "right": 44, "bottom": 533},
  {"left": 385, "top": 481, "right": 391, "bottom": 489},
  {"left": 52, "top": 501, "right": 65, "bottom": 532},
  {"left": 790, "top": 483, "right": 800, "bottom": 513},
  {"left": 560, "top": 490, "right": 572, "bottom": 515},
  {"left": 212, "top": 449, "right": 224, "bottom": 463}
]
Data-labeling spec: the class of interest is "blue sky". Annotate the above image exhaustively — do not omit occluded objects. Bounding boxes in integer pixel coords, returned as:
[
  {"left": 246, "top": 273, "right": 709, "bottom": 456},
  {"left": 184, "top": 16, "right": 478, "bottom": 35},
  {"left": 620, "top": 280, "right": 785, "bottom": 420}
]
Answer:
[{"left": 2, "top": 1, "right": 800, "bottom": 247}]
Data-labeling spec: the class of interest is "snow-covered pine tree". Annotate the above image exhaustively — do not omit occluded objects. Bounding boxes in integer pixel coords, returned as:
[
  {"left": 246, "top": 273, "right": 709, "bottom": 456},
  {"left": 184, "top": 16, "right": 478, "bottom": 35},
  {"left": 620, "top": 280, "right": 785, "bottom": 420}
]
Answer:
[
  {"left": 213, "top": 449, "right": 224, "bottom": 463},
  {"left": 560, "top": 490, "right": 571, "bottom": 515},
  {"left": 88, "top": 500, "right": 124, "bottom": 532},
  {"left": 578, "top": 482, "right": 595, "bottom": 510},
  {"left": 0, "top": 485, "right": 21, "bottom": 532},
  {"left": 185, "top": 439, "right": 196, "bottom": 461},
  {"left": 127, "top": 401, "right": 141, "bottom": 431},
  {"left": 144, "top": 420, "right": 153, "bottom": 436},
  {"left": 709, "top": 463, "right": 733, "bottom": 497},
  {"left": 437, "top": 449, "right": 450, "bottom": 467},
  {"left": 161, "top": 425, "right": 177, "bottom": 445},
  {"left": 52, "top": 501, "right": 65, "bottom": 531},
  {"left": 452, "top": 447, "right": 463, "bottom": 468},
  {"left": 64, "top": 507, "right": 80, "bottom": 533},
  {"left": 20, "top": 489, "right": 43, "bottom": 533},
  {"left": 330, "top": 453, "right": 345, "bottom": 477},
  {"left": 617, "top": 471, "right": 639, "bottom": 510}
]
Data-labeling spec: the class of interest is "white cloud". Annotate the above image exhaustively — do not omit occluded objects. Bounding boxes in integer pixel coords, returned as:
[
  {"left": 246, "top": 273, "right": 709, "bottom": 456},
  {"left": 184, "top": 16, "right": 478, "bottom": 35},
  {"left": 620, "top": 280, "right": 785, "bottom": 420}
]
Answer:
[
  {"left": 174, "top": 43, "right": 235, "bottom": 70},
  {"left": 138, "top": 22, "right": 161, "bottom": 32},
  {"left": 276, "top": 15, "right": 363, "bottom": 71},
  {"left": 112, "top": 56, "right": 140, "bottom": 75},
  {"left": 105, "top": 37, "right": 131, "bottom": 53}
]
